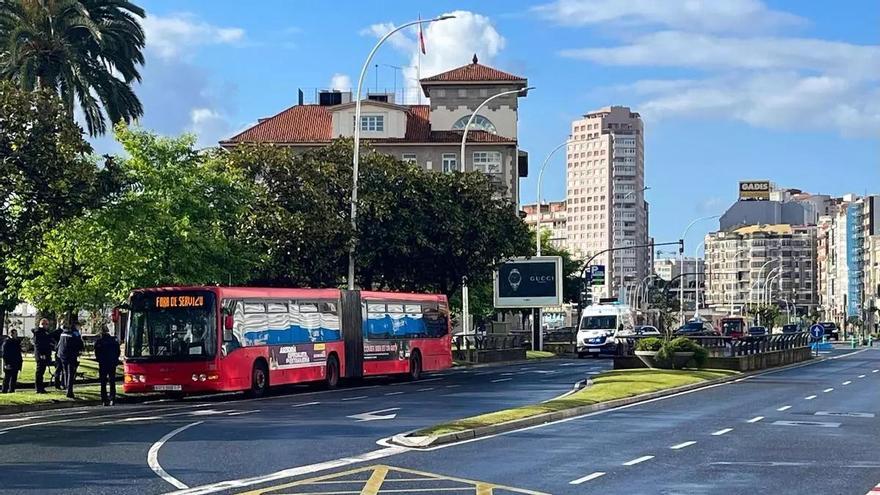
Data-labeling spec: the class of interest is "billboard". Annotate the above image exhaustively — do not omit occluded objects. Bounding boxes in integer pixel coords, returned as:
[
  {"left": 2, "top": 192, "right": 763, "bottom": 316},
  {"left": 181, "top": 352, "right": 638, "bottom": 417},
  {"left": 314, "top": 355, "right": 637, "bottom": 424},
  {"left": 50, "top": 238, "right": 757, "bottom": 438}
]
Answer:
[
  {"left": 493, "top": 256, "right": 563, "bottom": 308},
  {"left": 739, "top": 180, "right": 771, "bottom": 200}
]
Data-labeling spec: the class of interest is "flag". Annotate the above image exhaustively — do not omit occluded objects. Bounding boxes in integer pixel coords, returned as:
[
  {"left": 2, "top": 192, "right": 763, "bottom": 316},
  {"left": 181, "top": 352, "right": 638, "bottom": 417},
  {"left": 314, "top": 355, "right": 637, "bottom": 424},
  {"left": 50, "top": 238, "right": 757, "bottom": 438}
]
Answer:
[{"left": 418, "top": 15, "right": 426, "bottom": 54}]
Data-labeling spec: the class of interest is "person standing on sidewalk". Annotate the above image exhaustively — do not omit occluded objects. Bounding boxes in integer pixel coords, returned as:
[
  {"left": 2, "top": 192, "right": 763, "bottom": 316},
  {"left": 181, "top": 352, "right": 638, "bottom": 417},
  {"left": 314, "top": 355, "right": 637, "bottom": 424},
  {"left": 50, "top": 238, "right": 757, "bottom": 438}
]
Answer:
[
  {"left": 1, "top": 329, "right": 23, "bottom": 393},
  {"left": 56, "top": 322, "right": 84, "bottom": 398},
  {"left": 32, "top": 319, "right": 53, "bottom": 393},
  {"left": 94, "top": 326, "right": 120, "bottom": 406}
]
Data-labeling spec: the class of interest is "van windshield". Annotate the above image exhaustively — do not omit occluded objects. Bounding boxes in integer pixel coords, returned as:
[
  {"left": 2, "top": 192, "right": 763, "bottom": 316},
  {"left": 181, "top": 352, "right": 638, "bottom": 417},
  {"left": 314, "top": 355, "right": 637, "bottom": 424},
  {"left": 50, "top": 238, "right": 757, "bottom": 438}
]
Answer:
[{"left": 580, "top": 315, "right": 617, "bottom": 330}]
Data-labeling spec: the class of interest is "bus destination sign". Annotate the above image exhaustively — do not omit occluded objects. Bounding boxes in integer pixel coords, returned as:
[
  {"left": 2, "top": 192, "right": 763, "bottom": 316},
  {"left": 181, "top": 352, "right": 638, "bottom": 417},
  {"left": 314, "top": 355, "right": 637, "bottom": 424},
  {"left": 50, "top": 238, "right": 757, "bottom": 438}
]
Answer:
[{"left": 155, "top": 295, "right": 206, "bottom": 309}]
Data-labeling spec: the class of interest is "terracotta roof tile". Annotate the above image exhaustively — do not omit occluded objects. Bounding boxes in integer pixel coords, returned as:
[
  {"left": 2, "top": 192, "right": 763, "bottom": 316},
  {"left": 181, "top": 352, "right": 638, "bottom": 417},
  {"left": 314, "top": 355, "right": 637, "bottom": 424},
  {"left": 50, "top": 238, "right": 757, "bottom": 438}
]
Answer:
[{"left": 420, "top": 62, "right": 525, "bottom": 83}]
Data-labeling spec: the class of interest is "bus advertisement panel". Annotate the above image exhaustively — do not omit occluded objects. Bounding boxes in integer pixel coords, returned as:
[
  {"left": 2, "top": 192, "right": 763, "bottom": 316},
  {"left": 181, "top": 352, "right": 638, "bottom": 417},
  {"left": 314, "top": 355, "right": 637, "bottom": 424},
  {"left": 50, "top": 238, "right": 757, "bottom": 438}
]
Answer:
[{"left": 123, "top": 287, "right": 451, "bottom": 397}]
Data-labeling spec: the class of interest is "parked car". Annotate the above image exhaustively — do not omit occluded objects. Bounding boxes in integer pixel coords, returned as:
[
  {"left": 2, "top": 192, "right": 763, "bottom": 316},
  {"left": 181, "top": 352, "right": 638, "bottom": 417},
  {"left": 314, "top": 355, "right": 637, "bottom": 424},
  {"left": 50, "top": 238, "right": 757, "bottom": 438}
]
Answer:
[
  {"left": 748, "top": 326, "right": 768, "bottom": 336},
  {"left": 634, "top": 325, "right": 661, "bottom": 336},
  {"left": 818, "top": 322, "right": 840, "bottom": 340},
  {"left": 674, "top": 320, "right": 719, "bottom": 336},
  {"left": 781, "top": 324, "right": 801, "bottom": 334}
]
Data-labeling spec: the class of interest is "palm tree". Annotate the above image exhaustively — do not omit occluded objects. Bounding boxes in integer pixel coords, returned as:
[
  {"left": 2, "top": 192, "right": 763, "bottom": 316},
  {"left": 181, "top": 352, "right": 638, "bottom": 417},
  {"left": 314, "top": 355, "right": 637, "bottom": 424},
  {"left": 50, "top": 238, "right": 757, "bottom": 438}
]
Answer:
[{"left": 0, "top": 0, "right": 145, "bottom": 136}]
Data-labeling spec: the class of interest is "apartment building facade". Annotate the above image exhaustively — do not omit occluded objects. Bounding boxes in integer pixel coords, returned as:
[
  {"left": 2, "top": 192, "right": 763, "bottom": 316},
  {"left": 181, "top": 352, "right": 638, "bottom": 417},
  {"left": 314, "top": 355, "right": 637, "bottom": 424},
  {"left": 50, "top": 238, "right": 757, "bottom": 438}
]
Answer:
[{"left": 521, "top": 200, "right": 567, "bottom": 250}]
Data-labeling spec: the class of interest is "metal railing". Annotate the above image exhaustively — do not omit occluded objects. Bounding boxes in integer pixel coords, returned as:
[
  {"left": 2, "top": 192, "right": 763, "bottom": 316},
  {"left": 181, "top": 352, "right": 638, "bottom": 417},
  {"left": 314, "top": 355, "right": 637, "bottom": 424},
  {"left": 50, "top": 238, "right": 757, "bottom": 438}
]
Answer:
[
  {"left": 618, "top": 332, "right": 810, "bottom": 358},
  {"left": 453, "top": 334, "right": 528, "bottom": 352}
]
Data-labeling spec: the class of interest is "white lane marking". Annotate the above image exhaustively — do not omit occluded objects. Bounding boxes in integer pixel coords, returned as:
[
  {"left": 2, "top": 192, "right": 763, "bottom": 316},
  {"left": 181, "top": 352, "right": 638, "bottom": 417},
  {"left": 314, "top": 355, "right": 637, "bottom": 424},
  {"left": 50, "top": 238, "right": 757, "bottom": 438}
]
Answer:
[
  {"left": 384, "top": 391, "right": 405, "bottom": 396},
  {"left": 188, "top": 409, "right": 236, "bottom": 417},
  {"left": 291, "top": 402, "right": 320, "bottom": 408},
  {"left": 491, "top": 378, "right": 512, "bottom": 383},
  {"left": 823, "top": 388, "right": 834, "bottom": 393},
  {"left": 569, "top": 472, "right": 605, "bottom": 485},
  {"left": 340, "top": 396, "right": 368, "bottom": 401},
  {"left": 0, "top": 411, "right": 90, "bottom": 423},
  {"left": 165, "top": 446, "right": 408, "bottom": 495},
  {"left": 747, "top": 416, "right": 764, "bottom": 423},
  {"left": 559, "top": 362, "right": 578, "bottom": 367},
  {"left": 805, "top": 395, "right": 817, "bottom": 400},
  {"left": 873, "top": 369, "right": 879, "bottom": 373},
  {"left": 347, "top": 407, "right": 400, "bottom": 422},
  {"left": 227, "top": 410, "right": 260, "bottom": 416},
  {"left": 772, "top": 420, "right": 841, "bottom": 428},
  {"left": 417, "top": 387, "right": 436, "bottom": 392},
  {"left": 842, "top": 381, "right": 852, "bottom": 385},
  {"left": 858, "top": 374, "right": 866, "bottom": 378},
  {"left": 588, "top": 371, "right": 602, "bottom": 375},
  {"left": 149, "top": 421, "right": 204, "bottom": 489},
  {"left": 0, "top": 404, "right": 210, "bottom": 433},
  {"left": 501, "top": 372, "right": 515, "bottom": 376},
  {"left": 670, "top": 441, "right": 697, "bottom": 450},
  {"left": 623, "top": 455, "right": 654, "bottom": 466},
  {"left": 777, "top": 405, "right": 792, "bottom": 411},
  {"left": 712, "top": 428, "right": 733, "bottom": 436},
  {"left": 445, "top": 384, "right": 461, "bottom": 389},
  {"left": 101, "top": 416, "right": 164, "bottom": 425},
  {"left": 419, "top": 377, "right": 443, "bottom": 383}
]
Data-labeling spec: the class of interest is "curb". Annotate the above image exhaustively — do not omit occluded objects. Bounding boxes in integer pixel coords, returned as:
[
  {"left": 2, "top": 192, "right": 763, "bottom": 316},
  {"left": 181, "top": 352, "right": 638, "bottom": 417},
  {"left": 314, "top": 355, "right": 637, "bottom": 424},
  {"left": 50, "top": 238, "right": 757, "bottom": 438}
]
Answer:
[
  {"left": 0, "top": 399, "right": 103, "bottom": 416},
  {"left": 391, "top": 355, "right": 826, "bottom": 449}
]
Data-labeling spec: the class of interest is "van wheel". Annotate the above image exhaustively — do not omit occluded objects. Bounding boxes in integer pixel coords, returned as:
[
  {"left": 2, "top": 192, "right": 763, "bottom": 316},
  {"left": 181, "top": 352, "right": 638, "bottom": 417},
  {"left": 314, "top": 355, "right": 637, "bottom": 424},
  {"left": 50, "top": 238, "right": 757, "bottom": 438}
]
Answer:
[
  {"left": 325, "top": 355, "right": 340, "bottom": 389},
  {"left": 247, "top": 361, "right": 269, "bottom": 398},
  {"left": 408, "top": 351, "right": 422, "bottom": 381}
]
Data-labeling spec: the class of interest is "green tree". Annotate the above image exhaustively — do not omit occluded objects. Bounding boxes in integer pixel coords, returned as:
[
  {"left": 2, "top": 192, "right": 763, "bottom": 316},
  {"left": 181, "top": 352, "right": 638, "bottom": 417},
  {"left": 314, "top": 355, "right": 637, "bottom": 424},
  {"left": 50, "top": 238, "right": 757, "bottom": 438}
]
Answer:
[
  {"left": 748, "top": 304, "right": 780, "bottom": 329},
  {"left": 21, "top": 125, "right": 258, "bottom": 313},
  {"left": 0, "top": 0, "right": 146, "bottom": 135},
  {"left": 0, "top": 82, "right": 117, "bottom": 332}
]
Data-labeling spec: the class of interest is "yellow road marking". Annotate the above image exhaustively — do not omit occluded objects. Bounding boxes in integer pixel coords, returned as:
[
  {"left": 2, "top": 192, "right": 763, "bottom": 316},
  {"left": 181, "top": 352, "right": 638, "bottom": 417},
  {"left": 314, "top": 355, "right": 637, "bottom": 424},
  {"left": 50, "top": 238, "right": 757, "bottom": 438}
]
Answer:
[{"left": 360, "top": 465, "right": 388, "bottom": 495}]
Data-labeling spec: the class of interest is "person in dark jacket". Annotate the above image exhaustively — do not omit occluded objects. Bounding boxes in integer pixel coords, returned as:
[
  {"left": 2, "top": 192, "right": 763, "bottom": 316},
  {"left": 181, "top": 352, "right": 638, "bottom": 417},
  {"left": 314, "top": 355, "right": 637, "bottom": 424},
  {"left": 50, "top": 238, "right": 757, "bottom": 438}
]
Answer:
[
  {"left": 32, "top": 319, "right": 53, "bottom": 393},
  {"left": 50, "top": 325, "right": 63, "bottom": 389},
  {"left": 1, "top": 329, "right": 23, "bottom": 393},
  {"left": 56, "top": 324, "right": 84, "bottom": 398},
  {"left": 94, "top": 326, "right": 120, "bottom": 406}
]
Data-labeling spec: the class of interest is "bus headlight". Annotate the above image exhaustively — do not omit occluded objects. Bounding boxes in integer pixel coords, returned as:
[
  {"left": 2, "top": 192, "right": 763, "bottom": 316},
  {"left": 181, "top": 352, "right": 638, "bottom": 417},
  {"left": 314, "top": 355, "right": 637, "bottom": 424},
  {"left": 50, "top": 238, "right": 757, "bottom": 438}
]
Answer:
[
  {"left": 191, "top": 374, "right": 199, "bottom": 382},
  {"left": 198, "top": 374, "right": 207, "bottom": 382},
  {"left": 138, "top": 375, "right": 146, "bottom": 383}
]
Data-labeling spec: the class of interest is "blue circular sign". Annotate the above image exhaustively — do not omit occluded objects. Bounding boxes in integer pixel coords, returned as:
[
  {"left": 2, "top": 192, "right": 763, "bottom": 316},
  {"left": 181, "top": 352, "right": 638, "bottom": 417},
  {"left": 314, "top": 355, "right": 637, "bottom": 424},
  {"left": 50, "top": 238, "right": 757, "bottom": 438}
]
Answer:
[{"left": 810, "top": 324, "right": 825, "bottom": 339}]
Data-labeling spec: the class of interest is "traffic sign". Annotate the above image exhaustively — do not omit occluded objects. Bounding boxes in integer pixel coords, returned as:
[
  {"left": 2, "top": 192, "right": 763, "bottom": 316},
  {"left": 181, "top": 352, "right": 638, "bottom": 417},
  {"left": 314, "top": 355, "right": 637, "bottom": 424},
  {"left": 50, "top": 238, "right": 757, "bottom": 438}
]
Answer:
[
  {"left": 590, "top": 265, "right": 605, "bottom": 286},
  {"left": 810, "top": 324, "right": 825, "bottom": 340}
]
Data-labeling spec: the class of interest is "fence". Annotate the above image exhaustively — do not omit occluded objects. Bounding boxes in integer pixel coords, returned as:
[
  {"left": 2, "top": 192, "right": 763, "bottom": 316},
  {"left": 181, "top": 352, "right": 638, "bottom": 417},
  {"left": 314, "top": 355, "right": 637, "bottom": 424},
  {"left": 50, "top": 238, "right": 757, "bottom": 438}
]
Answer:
[
  {"left": 453, "top": 334, "right": 528, "bottom": 353},
  {"left": 618, "top": 332, "right": 811, "bottom": 358}
]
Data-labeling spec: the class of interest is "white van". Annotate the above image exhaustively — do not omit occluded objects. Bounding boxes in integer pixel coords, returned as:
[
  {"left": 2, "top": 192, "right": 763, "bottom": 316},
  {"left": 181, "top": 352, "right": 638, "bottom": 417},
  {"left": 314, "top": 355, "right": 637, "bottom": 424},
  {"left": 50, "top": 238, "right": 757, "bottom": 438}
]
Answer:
[{"left": 576, "top": 303, "right": 634, "bottom": 358}]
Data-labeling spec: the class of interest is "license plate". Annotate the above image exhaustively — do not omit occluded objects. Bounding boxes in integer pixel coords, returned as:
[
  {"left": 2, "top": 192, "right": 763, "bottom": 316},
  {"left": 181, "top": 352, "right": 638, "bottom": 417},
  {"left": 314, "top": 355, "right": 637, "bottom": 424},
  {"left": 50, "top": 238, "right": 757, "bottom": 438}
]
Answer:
[
  {"left": 154, "top": 385, "right": 182, "bottom": 391},
  {"left": 588, "top": 348, "right": 601, "bottom": 353}
]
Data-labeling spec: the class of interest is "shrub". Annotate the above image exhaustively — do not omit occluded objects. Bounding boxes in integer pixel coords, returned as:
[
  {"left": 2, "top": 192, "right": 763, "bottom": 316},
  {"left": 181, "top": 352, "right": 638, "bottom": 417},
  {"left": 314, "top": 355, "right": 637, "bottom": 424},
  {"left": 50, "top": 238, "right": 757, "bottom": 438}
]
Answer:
[
  {"left": 635, "top": 337, "right": 663, "bottom": 352},
  {"left": 656, "top": 337, "right": 708, "bottom": 368}
]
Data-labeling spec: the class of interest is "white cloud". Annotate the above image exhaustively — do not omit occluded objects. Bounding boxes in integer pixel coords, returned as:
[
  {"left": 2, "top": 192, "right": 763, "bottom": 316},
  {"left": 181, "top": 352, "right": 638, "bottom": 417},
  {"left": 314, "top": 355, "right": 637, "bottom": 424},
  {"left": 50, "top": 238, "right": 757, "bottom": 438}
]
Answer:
[
  {"left": 329, "top": 73, "right": 352, "bottom": 91},
  {"left": 189, "top": 108, "right": 233, "bottom": 148},
  {"left": 361, "top": 11, "right": 506, "bottom": 103},
  {"left": 533, "top": 0, "right": 805, "bottom": 33},
  {"left": 142, "top": 13, "right": 245, "bottom": 60}
]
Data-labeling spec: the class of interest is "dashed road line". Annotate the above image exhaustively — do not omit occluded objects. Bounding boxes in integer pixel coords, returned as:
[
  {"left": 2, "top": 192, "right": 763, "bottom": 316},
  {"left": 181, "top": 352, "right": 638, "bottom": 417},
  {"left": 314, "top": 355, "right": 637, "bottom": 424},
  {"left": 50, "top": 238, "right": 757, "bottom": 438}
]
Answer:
[
  {"left": 842, "top": 381, "right": 852, "bottom": 385},
  {"left": 341, "top": 396, "right": 369, "bottom": 401},
  {"left": 569, "top": 472, "right": 605, "bottom": 485},
  {"left": 858, "top": 374, "right": 866, "bottom": 378},
  {"left": 444, "top": 384, "right": 461, "bottom": 389},
  {"left": 712, "top": 428, "right": 733, "bottom": 436},
  {"left": 873, "top": 369, "right": 879, "bottom": 373},
  {"left": 824, "top": 388, "right": 834, "bottom": 393},
  {"left": 670, "top": 441, "right": 697, "bottom": 450},
  {"left": 291, "top": 401, "right": 320, "bottom": 408},
  {"left": 419, "top": 377, "right": 444, "bottom": 383},
  {"left": 384, "top": 391, "right": 405, "bottom": 396},
  {"left": 417, "top": 387, "right": 436, "bottom": 392},
  {"left": 747, "top": 416, "right": 764, "bottom": 423},
  {"left": 227, "top": 410, "right": 260, "bottom": 416},
  {"left": 805, "top": 395, "right": 817, "bottom": 400},
  {"left": 777, "top": 405, "right": 792, "bottom": 411},
  {"left": 491, "top": 378, "right": 512, "bottom": 383},
  {"left": 623, "top": 455, "right": 654, "bottom": 466}
]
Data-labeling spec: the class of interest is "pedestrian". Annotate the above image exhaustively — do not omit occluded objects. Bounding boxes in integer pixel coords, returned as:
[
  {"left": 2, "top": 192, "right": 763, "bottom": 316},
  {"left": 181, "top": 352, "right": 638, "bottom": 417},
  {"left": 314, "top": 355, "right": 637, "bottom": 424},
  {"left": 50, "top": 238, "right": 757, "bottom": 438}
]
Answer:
[
  {"left": 32, "top": 319, "right": 53, "bottom": 393},
  {"left": 50, "top": 324, "right": 63, "bottom": 389},
  {"left": 56, "top": 321, "right": 84, "bottom": 399},
  {"left": 1, "top": 329, "right": 23, "bottom": 393},
  {"left": 94, "top": 326, "right": 120, "bottom": 406}
]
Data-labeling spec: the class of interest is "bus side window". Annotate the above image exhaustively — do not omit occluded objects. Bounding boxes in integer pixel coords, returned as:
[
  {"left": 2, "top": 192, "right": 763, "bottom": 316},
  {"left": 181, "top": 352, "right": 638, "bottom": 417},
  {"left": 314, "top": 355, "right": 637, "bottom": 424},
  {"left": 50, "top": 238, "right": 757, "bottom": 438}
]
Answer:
[{"left": 221, "top": 300, "right": 243, "bottom": 354}]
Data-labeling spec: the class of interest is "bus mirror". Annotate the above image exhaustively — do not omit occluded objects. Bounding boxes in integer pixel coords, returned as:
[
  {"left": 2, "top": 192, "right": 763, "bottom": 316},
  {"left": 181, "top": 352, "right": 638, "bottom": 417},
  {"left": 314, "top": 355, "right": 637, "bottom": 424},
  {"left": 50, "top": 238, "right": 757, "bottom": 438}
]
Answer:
[{"left": 224, "top": 315, "right": 234, "bottom": 331}]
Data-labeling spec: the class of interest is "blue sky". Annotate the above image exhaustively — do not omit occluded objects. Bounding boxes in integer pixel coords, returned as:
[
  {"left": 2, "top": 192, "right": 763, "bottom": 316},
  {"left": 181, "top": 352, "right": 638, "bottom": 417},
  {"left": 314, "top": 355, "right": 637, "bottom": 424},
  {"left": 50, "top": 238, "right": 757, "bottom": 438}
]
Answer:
[{"left": 99, "top": 0, "right": 879, "bottom": 253}]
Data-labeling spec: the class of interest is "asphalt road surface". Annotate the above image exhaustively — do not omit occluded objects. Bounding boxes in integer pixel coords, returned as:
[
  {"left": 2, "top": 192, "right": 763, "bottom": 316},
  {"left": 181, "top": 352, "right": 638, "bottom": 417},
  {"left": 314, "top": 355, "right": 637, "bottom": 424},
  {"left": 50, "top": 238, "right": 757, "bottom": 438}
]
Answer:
[{"left": 0, "top": 356, "right": 610, "bottom": 495}]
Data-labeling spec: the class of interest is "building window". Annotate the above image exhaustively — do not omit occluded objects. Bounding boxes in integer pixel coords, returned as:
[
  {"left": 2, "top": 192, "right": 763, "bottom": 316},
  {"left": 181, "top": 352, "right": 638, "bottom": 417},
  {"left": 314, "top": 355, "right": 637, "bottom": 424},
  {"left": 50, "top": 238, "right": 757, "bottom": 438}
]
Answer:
[
  {"left": 353, "top": 115, "right": 384, "bottom": 132},
  {"left": 472, "top": 151, "right": 502, "bottom": 174},
  {"left": 402, "top": 153, "right": 417, "bottom": 164},
  {"left": 441, "top": 153, "right": 457, "bottom": 173},
  {"left": 452, "top": 115, "right": 497, "bottom": 134}
]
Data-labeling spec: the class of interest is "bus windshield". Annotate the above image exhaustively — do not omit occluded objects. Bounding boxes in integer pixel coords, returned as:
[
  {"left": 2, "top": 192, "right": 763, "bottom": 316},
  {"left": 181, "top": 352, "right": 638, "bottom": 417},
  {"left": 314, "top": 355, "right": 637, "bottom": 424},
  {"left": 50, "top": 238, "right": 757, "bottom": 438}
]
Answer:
[
  {"left": 127, "top": 292, "right": 216, "bottom": 361},
  {"left": 580, "top": 315, "right": 617, "bottom": 331}
]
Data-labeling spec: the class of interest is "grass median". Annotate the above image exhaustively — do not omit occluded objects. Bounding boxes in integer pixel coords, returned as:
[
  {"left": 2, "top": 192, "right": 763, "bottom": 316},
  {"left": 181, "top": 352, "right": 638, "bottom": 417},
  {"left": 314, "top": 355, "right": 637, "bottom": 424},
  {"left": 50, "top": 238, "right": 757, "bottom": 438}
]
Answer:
[
  {"left": 526, "top": 350, "right": 555, "bottom": 360},
  {"left": 415, "top": 368, "right": 737, "bottom": 437}
]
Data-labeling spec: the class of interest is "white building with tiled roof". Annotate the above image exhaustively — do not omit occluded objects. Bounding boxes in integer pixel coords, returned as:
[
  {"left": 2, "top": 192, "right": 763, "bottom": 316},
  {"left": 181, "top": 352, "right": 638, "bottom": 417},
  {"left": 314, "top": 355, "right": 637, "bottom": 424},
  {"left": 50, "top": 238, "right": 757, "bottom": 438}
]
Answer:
[{"left": 221, "top": 56, "right": 529, "bottom": 202}]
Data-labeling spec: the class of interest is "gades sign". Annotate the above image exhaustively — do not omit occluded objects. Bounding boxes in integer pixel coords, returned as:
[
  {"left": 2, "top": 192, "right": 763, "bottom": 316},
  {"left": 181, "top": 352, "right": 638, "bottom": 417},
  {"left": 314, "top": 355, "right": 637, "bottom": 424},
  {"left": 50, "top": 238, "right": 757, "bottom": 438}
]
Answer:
[
  {"left": 739, "top": 180, "right": 771, "bottom": 200},
  {"left": 494, "top": 256, "right": 563, "bottom": 308}
]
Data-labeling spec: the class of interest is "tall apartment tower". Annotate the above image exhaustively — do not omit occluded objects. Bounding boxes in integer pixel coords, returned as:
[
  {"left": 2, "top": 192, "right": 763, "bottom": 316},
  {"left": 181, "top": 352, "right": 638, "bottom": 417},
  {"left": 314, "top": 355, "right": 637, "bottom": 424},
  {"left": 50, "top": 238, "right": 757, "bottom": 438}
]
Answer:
[{"left": 565, "top": 106, "right": 648, "bottom": 299}]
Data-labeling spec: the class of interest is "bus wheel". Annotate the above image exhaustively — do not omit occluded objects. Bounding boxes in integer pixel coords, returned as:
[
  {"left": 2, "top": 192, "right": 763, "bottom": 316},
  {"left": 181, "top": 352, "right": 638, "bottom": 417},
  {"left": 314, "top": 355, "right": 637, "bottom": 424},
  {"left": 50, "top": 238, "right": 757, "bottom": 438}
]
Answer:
[
  {"left": 408, "top": 351, "right": 422, "bottom": 381},
  {"left": 325, "top": 355, "right": 340, "bottom": 389},
  {"left": 248, "top": 361, "right": 269, "bottom": 398}
]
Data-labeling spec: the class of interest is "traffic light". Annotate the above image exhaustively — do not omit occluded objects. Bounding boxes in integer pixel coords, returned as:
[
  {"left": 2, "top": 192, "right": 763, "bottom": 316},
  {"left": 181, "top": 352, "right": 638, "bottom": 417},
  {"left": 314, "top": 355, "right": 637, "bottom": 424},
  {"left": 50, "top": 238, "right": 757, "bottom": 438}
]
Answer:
[{"left": 579, "top": 278, "right": 592, "bottom": 308}]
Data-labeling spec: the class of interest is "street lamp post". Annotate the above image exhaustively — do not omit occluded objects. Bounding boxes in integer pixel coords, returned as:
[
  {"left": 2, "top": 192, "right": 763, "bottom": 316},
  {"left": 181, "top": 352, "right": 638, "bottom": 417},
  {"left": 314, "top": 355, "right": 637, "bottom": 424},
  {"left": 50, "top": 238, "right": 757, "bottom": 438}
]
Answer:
[
  {"left": 694, "top": 240, "right": 706, "bottom": 319},
  {"left": 349, "top": 15, "right": 455, "bottom": 291},
  {"left": 728, "top": 247, "right": 750, "bottom": 315},
  {"left": 679, "top": 215, "right": 720, "bottom": 325},
  {"left": 459, "top": 86, "right": 533, "bottom": 337},
  {"left": 536, "top": 137, "right": 571, "bottom": 257}
]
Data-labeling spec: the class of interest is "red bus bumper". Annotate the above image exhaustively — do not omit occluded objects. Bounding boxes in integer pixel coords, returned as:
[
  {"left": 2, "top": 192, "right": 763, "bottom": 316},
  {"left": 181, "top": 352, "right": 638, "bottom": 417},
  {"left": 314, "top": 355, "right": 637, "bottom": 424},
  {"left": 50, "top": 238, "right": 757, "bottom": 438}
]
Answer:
[{"left": 123, "top": 361, "right": 226, "bottom": 394}]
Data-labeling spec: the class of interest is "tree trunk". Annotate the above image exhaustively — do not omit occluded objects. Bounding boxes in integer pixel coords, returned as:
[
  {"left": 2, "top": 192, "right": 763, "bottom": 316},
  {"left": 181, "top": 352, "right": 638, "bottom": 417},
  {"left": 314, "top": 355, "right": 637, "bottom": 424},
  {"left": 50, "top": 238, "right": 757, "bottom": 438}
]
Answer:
[{"left": 0, "top": 308, "right": 6, "bottom": 336}]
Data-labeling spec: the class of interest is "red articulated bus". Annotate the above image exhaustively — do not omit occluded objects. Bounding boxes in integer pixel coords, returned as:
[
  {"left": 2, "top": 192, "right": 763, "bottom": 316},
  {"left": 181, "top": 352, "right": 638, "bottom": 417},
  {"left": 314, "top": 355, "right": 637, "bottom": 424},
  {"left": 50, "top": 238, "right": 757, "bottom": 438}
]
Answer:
[{"left": 123, "top": 286, "right": 452, "bottom": 397}]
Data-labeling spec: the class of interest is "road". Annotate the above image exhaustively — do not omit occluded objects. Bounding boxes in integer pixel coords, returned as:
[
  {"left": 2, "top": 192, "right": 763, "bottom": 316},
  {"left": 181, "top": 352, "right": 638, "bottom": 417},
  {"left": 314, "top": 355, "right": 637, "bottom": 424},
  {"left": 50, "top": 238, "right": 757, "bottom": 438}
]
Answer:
[{"left": 0, "top": 356, "right": 610, "bottom": 494}]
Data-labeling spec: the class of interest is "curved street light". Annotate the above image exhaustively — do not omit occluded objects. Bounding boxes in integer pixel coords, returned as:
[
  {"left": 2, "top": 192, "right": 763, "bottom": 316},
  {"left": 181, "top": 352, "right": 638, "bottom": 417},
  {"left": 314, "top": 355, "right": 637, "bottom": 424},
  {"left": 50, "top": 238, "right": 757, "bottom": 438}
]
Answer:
[
  {"left": 536, "top": 137, "right": 571, "bottom": 256},
  {"left": 679, "top": 215, "right": 720, "bottom": 324},
  {"left": 348, "top": 14, "right": 456, "bottom": 290}
]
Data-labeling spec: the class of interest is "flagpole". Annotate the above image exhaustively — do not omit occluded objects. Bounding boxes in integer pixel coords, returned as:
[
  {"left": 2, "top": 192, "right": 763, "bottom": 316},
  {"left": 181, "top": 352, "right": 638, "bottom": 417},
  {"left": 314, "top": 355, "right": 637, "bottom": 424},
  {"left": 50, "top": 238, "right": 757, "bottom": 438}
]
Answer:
[{"left": 417, "top": 15, "right": 422, "bottom": 105}]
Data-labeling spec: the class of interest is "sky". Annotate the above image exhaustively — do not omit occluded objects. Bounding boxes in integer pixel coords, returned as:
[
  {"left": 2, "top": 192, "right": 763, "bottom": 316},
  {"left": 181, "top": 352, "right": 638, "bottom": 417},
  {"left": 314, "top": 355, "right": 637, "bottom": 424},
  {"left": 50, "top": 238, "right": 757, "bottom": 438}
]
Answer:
[{"left": 92, "top": 0, "right": 880, "bottom": 255}]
